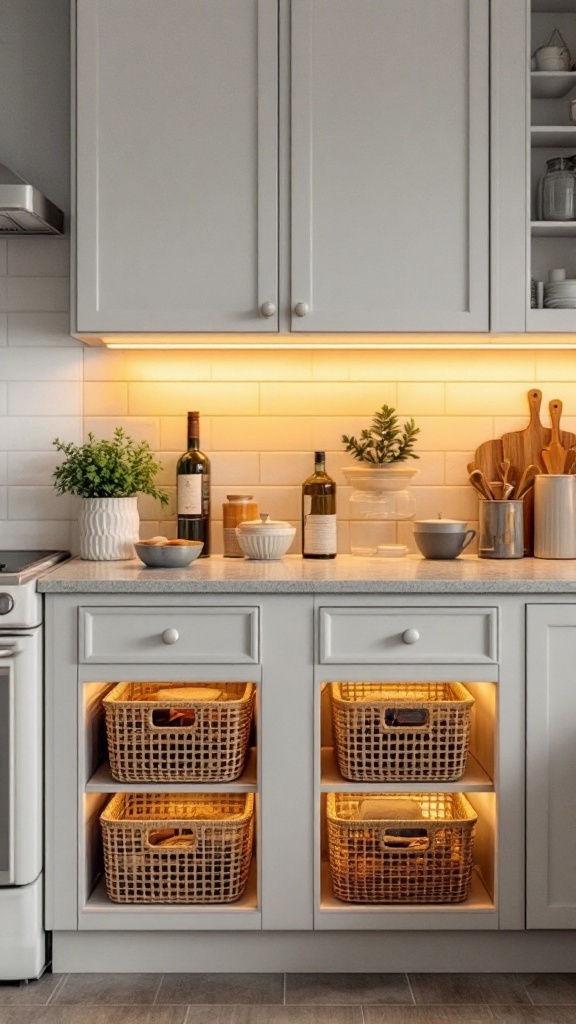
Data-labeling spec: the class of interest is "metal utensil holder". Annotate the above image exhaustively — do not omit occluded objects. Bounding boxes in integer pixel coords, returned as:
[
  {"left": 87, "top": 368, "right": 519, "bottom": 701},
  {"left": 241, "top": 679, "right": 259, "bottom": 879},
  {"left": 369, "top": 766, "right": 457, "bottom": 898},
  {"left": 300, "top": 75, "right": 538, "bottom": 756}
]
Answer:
[{"left": 478, "top": 500, "right": 524, "bottom": 559}]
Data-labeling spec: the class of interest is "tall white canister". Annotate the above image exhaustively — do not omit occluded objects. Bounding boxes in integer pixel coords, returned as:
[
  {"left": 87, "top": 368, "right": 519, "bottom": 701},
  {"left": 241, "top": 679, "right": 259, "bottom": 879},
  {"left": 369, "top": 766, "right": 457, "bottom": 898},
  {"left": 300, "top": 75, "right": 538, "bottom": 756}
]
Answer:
[{"left": 534, "top": 474, "right": 576, "bottom": 558}]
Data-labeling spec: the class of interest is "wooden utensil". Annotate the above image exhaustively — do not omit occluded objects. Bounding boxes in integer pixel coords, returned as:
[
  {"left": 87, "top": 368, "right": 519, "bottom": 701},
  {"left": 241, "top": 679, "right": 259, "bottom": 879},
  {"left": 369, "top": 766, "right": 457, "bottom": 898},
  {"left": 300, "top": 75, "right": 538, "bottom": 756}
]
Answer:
[
  {"left": 564, "top": 448, "right": 576, "bottom": 474},
  {"left": 469, "top": 469, "right": 495, "bottom": 500},
  {"left": 542, "top": 400, "right": 569, "bottom": 473},
  {"left": 515, "top": 464, "right": 540, "bottom": 500}
]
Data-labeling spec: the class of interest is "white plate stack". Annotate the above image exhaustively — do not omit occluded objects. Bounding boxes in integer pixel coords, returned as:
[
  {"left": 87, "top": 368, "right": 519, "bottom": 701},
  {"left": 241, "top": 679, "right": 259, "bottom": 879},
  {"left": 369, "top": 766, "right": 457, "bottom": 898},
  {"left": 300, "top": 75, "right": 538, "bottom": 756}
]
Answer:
[{"left": 544, "top": 279, "right": 576, "bottom": 308}]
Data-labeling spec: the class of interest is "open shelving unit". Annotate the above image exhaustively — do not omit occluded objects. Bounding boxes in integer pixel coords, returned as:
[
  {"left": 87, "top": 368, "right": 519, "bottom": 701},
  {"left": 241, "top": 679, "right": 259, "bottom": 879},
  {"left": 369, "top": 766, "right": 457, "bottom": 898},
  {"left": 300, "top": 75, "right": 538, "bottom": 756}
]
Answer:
[
  {"left": 314, "top": 678, "right": 498, "bottom": 929},
  {"left": 528, "top": 0, "right": 576, "bottom": 329},
  {"left": 79, "top": 678, "right": 261, "bottom": 930}
]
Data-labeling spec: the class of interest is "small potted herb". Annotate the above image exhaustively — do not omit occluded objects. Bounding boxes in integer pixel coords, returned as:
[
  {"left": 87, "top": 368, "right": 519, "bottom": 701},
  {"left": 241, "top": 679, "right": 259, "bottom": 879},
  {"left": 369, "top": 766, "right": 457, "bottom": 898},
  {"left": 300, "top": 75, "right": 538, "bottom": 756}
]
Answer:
[
  {"left": 342, "top": 404, "right": 420, "bottom": 490},
  {"left": 53, "top": 428, "right": 169, "bottom": 560}
]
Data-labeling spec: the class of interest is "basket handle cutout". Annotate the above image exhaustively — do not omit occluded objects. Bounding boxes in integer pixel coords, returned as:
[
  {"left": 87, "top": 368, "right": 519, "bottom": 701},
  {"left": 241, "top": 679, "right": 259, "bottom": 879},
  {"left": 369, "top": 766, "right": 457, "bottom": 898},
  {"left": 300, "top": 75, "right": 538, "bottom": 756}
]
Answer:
[
  {"left": 380, "top": 827, "right": 430, "bottom": 851},
  {"left": 147, "top": 826, "right": 198, "bottom": 850},
  {"left": 383, "top": 707, "right": 429, "bottom": 729},
  {"left": 150, "top": 708, "right": 197, "bottom": 730}
]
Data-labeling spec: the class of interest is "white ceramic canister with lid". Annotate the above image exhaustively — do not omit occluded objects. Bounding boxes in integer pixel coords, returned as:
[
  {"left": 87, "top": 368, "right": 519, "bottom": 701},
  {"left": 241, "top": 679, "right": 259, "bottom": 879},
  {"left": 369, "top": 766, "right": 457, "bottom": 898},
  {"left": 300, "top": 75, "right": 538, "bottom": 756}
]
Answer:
[{"left": 534, "top": 475, "right": 576, "bottom": 558}]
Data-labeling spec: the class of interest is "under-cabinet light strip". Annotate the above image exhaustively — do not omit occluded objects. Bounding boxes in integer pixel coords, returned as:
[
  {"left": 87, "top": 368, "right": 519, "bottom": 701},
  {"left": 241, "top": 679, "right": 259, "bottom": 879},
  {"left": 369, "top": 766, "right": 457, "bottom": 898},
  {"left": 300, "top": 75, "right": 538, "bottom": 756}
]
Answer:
[{"left": 103, "top": 341, "right": 576, "bottom": 350}]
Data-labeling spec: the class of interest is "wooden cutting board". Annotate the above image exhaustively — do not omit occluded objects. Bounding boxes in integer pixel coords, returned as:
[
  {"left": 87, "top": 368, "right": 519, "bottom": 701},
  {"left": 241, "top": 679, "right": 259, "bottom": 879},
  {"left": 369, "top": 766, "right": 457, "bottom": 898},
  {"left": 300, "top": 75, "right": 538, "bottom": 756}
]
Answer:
[
  {"left": 500, "top": 389, "right": 576, "bottom": 554},
  {"left": 501, "top": 389, "right": 576, "bottom": 473},
  {"left": 472, "top": 437, "right": 504, "bottom": 486}
]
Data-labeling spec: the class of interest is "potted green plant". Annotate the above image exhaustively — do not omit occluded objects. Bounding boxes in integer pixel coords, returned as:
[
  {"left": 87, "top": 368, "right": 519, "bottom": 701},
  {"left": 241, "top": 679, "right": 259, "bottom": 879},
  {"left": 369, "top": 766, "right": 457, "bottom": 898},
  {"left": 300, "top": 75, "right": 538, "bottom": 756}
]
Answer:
[
  {"left": 342, "top": 404, "right": 420, "bottom": 491},
  {"left": 53, "top": 428, "right": 169, "bottom": 560}
]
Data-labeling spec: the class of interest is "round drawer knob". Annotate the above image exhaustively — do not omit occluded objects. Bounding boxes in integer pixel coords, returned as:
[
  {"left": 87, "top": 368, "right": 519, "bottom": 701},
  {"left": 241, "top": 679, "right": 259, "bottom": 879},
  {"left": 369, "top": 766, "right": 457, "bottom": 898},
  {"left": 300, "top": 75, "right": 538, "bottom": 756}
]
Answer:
[
  {"left": 161, "top": 628, "right": 180, "bottom": 645},
  {"left": 401, "top": 628, "right": 420, "bottom": 645},
  {"left": 294, "top": 301, "right": 309, "bottom": 317},
  {"left": 260, "top": 301, "right": 276, "bottom": 318}
]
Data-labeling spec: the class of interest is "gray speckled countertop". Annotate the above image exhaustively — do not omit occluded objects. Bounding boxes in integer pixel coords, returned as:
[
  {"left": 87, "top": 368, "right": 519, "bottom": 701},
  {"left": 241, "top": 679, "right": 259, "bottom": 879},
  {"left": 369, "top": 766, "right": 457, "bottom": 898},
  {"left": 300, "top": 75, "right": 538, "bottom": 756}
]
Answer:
[{"left": 37, "top": 553, "right": 576, "bottom": 593}]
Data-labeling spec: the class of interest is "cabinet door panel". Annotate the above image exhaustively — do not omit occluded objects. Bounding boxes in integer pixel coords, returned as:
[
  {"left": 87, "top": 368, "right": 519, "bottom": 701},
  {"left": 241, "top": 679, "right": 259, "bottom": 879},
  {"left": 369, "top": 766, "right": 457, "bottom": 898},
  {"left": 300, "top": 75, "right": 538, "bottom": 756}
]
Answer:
[
  {"left": 291, "top": 0, "right": 489, "bottom": 332},
  {"left": 526, "top": 604, "right": 576, "bottom": 928},
  {"left": 76, "top": 0, "right": 278, "bottom": 333}
]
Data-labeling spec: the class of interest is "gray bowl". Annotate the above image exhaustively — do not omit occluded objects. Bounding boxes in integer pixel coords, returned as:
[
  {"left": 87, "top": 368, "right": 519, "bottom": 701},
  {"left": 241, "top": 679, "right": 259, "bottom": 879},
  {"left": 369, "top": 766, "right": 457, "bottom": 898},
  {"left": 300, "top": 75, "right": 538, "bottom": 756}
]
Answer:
[{"left": 134, "top": 540, "right": 204, "bottom": 568}]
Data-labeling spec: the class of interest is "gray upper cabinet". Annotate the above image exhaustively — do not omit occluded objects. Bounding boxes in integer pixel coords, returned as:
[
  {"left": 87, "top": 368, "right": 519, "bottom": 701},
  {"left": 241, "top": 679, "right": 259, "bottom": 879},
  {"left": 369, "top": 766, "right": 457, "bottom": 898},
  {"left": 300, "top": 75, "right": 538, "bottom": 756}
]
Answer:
[
  {"left": 290, "top": 0, "right": 489, "bottom": 332},
  {"left": 74, "top": 0, "right": 489, "bottom": 337},
  {"left": 75, "top": 0, "right": 278, "bottom": 333}
]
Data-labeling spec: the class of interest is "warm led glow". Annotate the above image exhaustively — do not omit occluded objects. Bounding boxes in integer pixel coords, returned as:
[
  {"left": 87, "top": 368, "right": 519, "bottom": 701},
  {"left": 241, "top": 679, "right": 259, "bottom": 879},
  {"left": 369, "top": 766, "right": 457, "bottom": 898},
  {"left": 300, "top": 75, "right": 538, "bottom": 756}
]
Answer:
[{"left": 84, "top": 332, "right": 576, "bottom": 351}]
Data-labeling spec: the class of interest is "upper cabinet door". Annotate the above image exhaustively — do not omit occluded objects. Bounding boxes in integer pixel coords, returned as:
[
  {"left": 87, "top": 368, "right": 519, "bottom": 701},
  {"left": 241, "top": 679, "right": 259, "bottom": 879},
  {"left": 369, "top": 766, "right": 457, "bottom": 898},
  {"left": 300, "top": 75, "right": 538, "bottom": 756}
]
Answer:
[
  {"left": 290, "top": 0, "right": 489, "bottom": 332},
  {"left": 75, "top": 0, "right": 278, "bottom": 333}
]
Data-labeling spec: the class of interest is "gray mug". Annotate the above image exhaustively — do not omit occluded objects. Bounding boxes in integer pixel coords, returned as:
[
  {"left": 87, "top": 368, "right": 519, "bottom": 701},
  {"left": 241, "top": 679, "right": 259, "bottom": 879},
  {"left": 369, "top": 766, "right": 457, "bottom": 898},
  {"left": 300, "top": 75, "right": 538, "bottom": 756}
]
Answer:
[{"left": 414, "top": 529, "right": 476, "bottom": 560}]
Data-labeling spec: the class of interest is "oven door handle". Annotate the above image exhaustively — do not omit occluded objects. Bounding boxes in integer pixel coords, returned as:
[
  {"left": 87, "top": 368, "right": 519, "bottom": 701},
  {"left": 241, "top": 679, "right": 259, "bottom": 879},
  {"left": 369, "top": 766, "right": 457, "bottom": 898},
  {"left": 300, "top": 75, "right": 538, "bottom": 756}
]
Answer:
[{"left": 0, "top": 645, "right": 22, "bottom": 658}]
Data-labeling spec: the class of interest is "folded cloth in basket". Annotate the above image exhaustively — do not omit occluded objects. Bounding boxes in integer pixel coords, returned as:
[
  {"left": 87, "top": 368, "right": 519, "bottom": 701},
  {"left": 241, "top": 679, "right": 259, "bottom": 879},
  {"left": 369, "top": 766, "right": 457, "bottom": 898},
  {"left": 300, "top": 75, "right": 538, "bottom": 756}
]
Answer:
[{"left": 359, "top": 798, "right": 421, "bottom": 821}]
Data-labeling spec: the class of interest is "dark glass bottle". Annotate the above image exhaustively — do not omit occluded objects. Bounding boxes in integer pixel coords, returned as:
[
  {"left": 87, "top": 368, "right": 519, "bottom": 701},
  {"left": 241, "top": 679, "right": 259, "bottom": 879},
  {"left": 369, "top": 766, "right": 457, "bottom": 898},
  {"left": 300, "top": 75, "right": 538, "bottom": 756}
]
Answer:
[
  {"left": 177, "top": 411, "right": 211, "bottom": 556},
  {"left": 302, "top": 450, "right": 337, "bottom": 559}
]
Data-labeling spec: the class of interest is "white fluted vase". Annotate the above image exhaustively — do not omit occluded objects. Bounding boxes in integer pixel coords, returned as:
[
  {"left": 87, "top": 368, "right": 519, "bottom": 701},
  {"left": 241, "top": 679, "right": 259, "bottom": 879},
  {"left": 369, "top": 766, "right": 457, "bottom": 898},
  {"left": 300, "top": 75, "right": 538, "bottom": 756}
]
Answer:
[{"left": 78, "top": 496, "right": 139, "bottom": 560}]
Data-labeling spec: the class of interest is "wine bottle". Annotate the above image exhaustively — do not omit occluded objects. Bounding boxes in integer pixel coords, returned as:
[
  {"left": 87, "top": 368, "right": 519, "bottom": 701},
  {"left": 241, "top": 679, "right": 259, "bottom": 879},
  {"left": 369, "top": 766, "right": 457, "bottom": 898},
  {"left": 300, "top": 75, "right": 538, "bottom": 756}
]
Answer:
[
  {"left": 302, "top": 450, "right": 337, "bottom": 559},
  {"left": 177, "top": 411, "right": 211, "bottom": 556}
]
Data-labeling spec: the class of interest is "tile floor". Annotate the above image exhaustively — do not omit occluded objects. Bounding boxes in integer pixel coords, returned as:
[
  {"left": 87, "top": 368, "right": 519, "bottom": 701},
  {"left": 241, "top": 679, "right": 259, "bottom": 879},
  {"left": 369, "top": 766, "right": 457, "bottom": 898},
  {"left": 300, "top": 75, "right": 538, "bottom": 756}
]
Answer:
[{"left": 0, "top": 974, "right": 575, "bottom": 1023}]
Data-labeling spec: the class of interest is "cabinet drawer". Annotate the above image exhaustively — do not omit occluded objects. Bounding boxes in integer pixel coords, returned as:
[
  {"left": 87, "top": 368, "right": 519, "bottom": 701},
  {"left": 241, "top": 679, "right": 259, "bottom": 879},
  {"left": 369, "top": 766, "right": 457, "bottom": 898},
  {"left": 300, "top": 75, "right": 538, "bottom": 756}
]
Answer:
[
  {"left": 79, "top": 606, "right": 259, "bottom": 664},
  {"left": 319, "top": 607, "right": 497, "bottom": 664}
]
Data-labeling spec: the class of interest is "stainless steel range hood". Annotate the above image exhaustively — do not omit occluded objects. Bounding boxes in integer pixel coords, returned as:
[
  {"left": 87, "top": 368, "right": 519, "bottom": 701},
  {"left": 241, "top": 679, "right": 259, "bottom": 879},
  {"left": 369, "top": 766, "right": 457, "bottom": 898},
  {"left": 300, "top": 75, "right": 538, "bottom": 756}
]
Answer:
[{"left": 0, "top": 162, "right": 64, "bottom": 234}]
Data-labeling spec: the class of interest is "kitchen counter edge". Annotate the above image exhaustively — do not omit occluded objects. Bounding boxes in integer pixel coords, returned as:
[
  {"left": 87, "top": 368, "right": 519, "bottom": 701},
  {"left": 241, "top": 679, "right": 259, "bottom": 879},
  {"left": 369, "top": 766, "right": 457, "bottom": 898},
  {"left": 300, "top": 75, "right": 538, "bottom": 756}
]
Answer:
[{"left": 36, "top": 554, "right": 576, "bottom": 594}]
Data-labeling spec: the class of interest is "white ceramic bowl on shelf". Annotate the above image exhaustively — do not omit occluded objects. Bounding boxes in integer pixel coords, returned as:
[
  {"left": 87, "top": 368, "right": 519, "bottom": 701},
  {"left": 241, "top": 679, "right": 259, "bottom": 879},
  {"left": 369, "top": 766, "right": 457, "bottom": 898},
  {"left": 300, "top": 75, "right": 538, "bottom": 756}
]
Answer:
[{"left": 236, "top": 514, "right": 296, "bottom": 560}]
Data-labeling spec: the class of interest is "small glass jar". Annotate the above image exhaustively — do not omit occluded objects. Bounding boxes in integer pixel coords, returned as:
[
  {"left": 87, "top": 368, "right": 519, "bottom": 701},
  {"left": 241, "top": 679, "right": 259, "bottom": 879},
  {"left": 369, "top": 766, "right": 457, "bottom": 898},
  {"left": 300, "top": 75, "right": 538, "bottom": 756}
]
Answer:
[
  {"left": 222, "top": 495, "right": 259, "bottom": 557},
  {"left": 539, "top": 157, "right": 576, "bottom": 221}
]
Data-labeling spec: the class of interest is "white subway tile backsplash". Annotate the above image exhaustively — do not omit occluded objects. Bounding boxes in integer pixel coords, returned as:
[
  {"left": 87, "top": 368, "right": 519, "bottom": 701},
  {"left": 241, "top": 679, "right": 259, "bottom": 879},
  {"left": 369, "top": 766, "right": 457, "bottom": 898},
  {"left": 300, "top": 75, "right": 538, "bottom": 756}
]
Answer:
[
  {"left": 0, "top": 487, "right": 6, "bottom": 520},
  {"left": 0, "top": 278, "right": 8, "bottom": 312},
  {"left": 212, "top": 350, "right": 312, "bottom": 382},
  {"left": 0, "top": 520, "right": 73, "bottom": 550},
  {"left": 260, "top": 382, "right": 396, "bottom": 416},
  {"left": 4, "top": 416, "right": 82, "bottom": 451},
  {"left": 6, "top": 276, "right": 68, "bottom": 312},
  {"left": 445, "top": 382, "right": 538, "bottom": 416},
  {"left": 125, "top": 349, "right": 212, "bottom": 382},
  {"left": 82, "top": 417, "right": 159, "bottom": 448},
  {"left": 0, "top": 315, "right": 7, "bottom": 346},
  {"left": 83, "top": 381, "right": 128, "bottom": 416},
  {"left": 415, "top": 416, "right": 495, "bottom": 451},
  {"left": 0, "top": 453, "right": 6, "bottom": 485},
  {"left": 397, "top": 382, "right": 445, "bottom": 415},
  {"left": 260, "top": 451, "right": 313, "bottom": 486},
  {"left": 0, "top": 384, "right": 6, "bottom": 416},
  {"left": 211, "top": 416, "right": 312, "bottom": 452},
  {"left": 129, "top": 382, "right": 259, "bottom": 416},
  {"left": 83, "top": 347, "right": 128, "bottom": 381},
  {"left": 0, "top": 347, "right": 81, "bottom": 381},
  {"left": 8, "top": 486, "right": 72, "bottom": 520},
  {"left": 7, "top": 237, "right": 70, "bottom": 277},
  {"left": 211, "top": 452, "right": 260, "bottom": 487},
  {"left": 0, "top": 241, "right": 7, "bottom": 275},
  {"left": 8, "top": 381, "right": 81, "bottom": 417},
  {"left": 160, "top": 416, "right": 212, "bottom": 452},
  {"left": 7, "top": 312, "right": 77, "bottom": 347},
  {"left": 8, "top": 452, "right": 60, "bottom": 486},
  {"left": 446, "top": 452, "right": 474, "bottom": 486}
]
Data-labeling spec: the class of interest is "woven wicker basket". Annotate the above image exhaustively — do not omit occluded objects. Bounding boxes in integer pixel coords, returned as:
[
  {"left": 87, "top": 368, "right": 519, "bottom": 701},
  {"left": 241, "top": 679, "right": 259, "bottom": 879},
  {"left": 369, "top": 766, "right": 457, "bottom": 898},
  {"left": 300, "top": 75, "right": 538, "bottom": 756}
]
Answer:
[
  {"left": 327, "top": 791, "right": 477, "bottom": 904},
  {"left": 103, "top": 682, "right": 255, "bottom": 783},
  {"left": 101, "top": 792, "right": 254, "bottom": 904},
  {"left": 331, "top": 682, "right": 474, "bottom": 782}
]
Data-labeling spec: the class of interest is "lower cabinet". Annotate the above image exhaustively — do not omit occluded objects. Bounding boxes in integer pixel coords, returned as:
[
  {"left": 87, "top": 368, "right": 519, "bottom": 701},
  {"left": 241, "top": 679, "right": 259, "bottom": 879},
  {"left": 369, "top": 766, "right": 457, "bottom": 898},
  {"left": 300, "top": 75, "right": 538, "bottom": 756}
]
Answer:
[
  {"left": 526, "top": 603, "right": 576, "bottom": 929},
  {"left": 45, "top": 592, "right": 534, "bottom": 946}
]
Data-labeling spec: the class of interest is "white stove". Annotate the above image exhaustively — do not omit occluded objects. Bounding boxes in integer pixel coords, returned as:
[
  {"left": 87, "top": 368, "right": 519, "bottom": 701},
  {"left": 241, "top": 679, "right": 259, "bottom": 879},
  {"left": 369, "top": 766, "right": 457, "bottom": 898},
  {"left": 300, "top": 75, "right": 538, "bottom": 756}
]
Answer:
[{"left": 0, "top": 550, "right": 69, "bottom": 981}]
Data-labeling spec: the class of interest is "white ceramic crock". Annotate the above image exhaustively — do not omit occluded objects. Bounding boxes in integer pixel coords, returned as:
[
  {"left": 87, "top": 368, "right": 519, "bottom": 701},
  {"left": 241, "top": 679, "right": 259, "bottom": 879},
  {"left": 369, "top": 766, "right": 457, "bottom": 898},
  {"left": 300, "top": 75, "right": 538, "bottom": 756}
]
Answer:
[
  {"left": 236, "top": 513, "right": 296, "bottom": 560},
  {"left": 78, "top": 496, "right": 139, "bottom": 560}
]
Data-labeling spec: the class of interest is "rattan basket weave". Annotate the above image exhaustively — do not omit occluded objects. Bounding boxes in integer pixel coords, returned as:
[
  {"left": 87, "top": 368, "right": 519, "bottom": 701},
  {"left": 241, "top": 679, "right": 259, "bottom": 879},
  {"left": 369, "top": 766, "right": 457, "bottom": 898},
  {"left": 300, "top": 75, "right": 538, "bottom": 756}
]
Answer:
[
  {"left": 327, "top": 791, "right": 477, "bottom": 904},
  {"left": 101, "top": 792, "right": 254, "bottom": 904},
  {"left": 331, "top": 682, "right": 474, "bottom": 782},
  {"left": 103, "top": 682, "right": 255, "bottom": 783}
]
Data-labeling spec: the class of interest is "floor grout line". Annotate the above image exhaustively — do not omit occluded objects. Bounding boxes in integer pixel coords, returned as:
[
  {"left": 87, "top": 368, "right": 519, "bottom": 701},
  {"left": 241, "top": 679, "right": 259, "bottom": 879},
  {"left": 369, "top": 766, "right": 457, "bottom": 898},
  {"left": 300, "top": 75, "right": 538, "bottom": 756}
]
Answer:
[
  {"left": 152, "top": 973, "right": 164, "bottom": 1005},
  {"left": 405, "top": 973, "right": 416, "bottom": 1006},
  {"left": 45, "top": 973, "right": 69, "bottom": 1004}
]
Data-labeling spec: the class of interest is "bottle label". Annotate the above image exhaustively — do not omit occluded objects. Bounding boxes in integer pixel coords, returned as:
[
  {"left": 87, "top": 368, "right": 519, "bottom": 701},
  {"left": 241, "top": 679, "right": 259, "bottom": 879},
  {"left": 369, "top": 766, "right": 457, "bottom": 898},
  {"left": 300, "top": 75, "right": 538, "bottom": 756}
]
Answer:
[
  {"left": 178, "top": 476, "right": 202, "bottom": 515},
  {"left": 303, "top": 512, "right": 337, "bottom": 555}
]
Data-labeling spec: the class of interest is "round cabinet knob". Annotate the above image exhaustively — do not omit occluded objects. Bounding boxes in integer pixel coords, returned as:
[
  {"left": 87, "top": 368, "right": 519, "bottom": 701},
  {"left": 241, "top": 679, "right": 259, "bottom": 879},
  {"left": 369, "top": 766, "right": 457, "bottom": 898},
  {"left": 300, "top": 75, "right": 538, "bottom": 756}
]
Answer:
[
  {"left": 294, "top": 301, "right": 309, "bottom": 317},
  {"left": 260, "top": 301, "right": 276, "bottom": 318},
  {"left": 0, "top": 594, "right": 14, "bottom": 615},
  {"left": 161, "top": 628, "right": 180, "bottom": 645},
  {"left": 401, "top": 628, "right": 420, "bottom": 645}
]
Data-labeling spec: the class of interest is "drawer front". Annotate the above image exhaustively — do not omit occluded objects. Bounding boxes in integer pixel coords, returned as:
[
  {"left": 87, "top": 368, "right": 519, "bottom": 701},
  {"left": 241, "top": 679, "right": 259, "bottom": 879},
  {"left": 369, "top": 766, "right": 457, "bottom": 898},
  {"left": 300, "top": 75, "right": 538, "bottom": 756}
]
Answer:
[
  {"left": 80, "top": 606, "right": 259, "bottom": 664},
  {"left": 319, "top": 607, "right": 497, "bottom": 664}
]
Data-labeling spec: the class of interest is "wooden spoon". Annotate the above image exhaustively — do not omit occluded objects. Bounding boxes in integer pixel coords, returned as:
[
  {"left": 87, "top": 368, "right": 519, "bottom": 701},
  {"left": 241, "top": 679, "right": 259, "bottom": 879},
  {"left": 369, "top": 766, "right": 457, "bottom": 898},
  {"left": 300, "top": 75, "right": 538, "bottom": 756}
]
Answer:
[
  {"left": 469, "top": 469, "right": 495, "bottom": 500},
  {"left": 516, "top": 464, "right": 540, "bottom": 499},
  {"left": 543, "top": 400, "right": 568, "bottom": 474},
  {"left": 564, "top": 447, "right": 576, "bottom": 474}
]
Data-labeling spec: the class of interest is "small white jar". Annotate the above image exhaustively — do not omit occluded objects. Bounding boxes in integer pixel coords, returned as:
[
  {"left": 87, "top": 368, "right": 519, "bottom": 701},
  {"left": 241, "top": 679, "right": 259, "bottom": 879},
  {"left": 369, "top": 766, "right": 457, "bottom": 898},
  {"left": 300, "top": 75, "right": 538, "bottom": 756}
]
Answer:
[{"left": 235, "top": 514, "right": 296, "bottom": 560}]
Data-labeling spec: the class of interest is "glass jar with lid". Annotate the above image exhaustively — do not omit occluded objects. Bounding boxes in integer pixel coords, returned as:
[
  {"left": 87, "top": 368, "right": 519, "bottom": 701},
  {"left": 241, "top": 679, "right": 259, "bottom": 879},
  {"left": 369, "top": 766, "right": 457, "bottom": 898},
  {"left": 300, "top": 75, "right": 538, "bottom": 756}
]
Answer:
[
  {"left": 538, "top": 156, "right": 576, "bottom": 221},
  {"left": 222, "top": 495, "right": 259, "bottom": 557}
]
